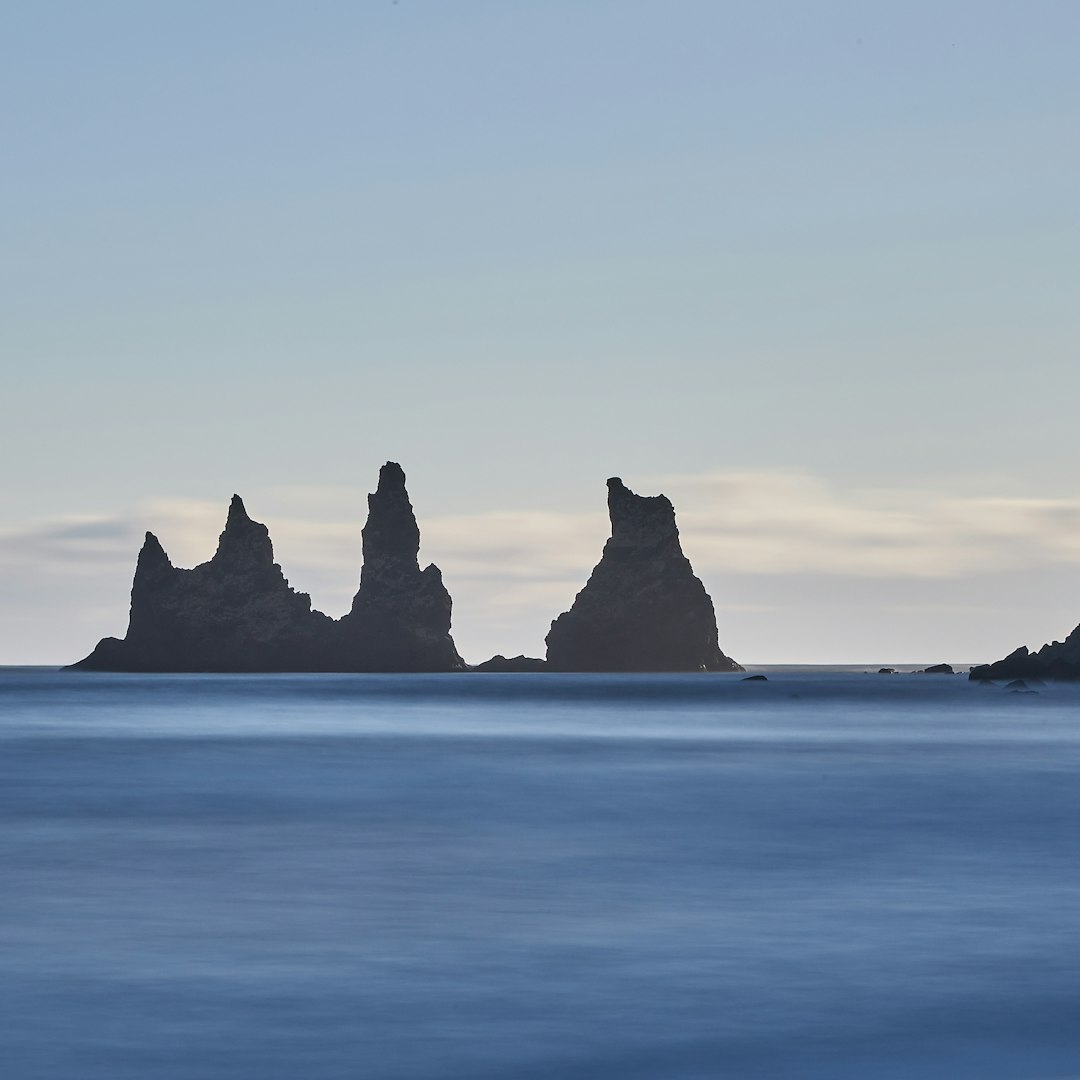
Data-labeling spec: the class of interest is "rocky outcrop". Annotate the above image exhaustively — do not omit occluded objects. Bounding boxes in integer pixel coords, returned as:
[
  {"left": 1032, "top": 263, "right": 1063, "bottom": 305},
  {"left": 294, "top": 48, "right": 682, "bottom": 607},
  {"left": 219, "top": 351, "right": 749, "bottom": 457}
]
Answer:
[
  {"left": 69, "top": 463, "right": 464, "bottom": 672},
  {"left": 472, "top": 654, "right": 548, "bottom": 673},
  {"left": 545, "top": 477, "right": 742, "bottom": 672},
  {"left": 70, "top": 495, "right": 332, "bottom": 671},
  {"left": 332, "top": 462, "right": 464, "bottom": 672},
  {"left": 970, "top": 626, "right": 1080, "bottom": 681}
]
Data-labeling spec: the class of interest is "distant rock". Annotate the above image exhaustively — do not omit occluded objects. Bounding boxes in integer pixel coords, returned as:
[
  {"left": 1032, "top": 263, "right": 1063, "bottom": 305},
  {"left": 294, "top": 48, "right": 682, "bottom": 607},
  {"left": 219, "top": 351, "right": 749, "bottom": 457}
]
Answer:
[
  {"left": 877, "top": 667, "right": 897, "bottom": 674},
  {"left": 69, "top": 463, "right": 464, "bottom": 672},
  {"left": 545, "top": 477, "right": 743, "bottom": 673},
  {"left": 69, "top": 496, "right": 332, "bottom": 671},
  {"left": 917, "top": 663, "right": 955, "bottom": 675},
  {"left": 472, "top": 654, "right": 548, "bottom": 673},
  {"left": 970, "top": 628, "right": 1080, "bottom": 681},
  {"left": 742, "top": 674, "right": 768, "bottom": 682},
  {"left": 332, "top": 463, "right": 465, "bottom": 672}
]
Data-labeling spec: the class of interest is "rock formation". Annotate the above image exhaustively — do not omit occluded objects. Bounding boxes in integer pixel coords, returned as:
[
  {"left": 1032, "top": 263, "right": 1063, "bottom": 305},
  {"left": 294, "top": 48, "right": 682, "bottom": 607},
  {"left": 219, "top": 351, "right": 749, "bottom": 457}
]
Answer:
[
  {"left": 333, "top": 462, "right": 464, "bottom": 672},
  {"left": 70, "top": 495, "right": 332, "bottom": 671},
  {"left": 545, "top": 477, "right": 742, "bottom": 672},
  {"left": 970, "top": 626, "right": 1080, "bottom": 681},
  {"left": 472, "top": 654, "right": 548, "bottom": 673},
  {"left": 69, "top": 463, "right": 464, "bottom": 672}
]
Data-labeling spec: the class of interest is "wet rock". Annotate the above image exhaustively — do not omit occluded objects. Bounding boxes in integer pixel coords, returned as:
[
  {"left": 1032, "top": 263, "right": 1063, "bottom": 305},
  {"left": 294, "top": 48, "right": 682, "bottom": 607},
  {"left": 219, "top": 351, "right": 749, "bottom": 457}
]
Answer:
[
  {"left": 545, "top": 477, "right": 742, "bottom": 672},
  {"left": 917, "top": 663, "right": 955, "bottom": 675},
  {"left": 742, "top": 674, "right": 768, "bottom": 682}
]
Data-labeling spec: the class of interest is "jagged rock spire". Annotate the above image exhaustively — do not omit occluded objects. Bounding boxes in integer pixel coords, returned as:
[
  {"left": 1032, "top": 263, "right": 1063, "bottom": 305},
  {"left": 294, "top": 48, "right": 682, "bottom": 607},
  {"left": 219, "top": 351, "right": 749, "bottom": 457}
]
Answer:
[
  {"left": 340, "top": 462, "right": 464, "bottom": 671},
  {"left": 135, "top": 531, "right": 172, "bottom": 573},
  {"left": 212, "top": 494, "right": 274, "bottom": 570},
  {"left": 358, "top": 462, "right": 423, "bottom": 594}
]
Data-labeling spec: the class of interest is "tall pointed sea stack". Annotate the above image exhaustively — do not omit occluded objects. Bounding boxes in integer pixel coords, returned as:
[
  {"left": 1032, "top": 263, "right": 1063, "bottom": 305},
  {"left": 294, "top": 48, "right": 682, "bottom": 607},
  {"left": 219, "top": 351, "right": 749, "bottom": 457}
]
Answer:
[
  {"left": 545, "top": 478, "right": 742, "bottom": 672},
  {"left": 70, "top": 496, "right": 331, "bottom": 671},
  {"left": 333, "top": 462, "right": 465, "bottom": 671}
]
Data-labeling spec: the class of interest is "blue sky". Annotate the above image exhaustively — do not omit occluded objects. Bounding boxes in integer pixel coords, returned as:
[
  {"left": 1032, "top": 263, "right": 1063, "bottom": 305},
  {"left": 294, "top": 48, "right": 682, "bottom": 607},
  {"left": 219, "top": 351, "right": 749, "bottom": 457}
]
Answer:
[{"left": 2, "top": 1, "right": 1079, "bottom": 663}]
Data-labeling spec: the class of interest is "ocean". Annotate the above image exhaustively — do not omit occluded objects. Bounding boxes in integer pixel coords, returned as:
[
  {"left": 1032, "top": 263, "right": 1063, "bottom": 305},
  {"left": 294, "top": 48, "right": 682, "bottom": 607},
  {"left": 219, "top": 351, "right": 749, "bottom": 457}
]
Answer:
[{"left": 1, "top": 667, "right": 1078, "bottom": 1079}]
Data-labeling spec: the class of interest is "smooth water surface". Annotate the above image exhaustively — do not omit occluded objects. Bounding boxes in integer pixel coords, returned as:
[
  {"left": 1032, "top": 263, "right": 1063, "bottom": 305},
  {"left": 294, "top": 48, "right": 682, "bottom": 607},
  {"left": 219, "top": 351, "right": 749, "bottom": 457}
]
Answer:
[{"left": 2, "top": 668, "right": 1079, "bottom": 1079}]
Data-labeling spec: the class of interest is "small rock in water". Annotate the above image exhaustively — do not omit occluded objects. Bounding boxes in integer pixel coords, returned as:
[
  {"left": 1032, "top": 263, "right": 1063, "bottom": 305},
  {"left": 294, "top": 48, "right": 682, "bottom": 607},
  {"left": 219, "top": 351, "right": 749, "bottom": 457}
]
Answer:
[
  {"left": 742, "top": 674, "right": 768, "bottom": 682},
  {"left": 917, "top": 663, "right": 955, "bottom": 675},
  {"left": 877, "top": 667, "right": 897, "bottom": 675}
]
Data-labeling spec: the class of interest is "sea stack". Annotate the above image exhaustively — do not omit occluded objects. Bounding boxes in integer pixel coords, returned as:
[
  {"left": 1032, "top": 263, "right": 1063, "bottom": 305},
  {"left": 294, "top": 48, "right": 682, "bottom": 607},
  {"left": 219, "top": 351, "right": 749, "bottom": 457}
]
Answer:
[
  {"left": 68, "top": 463, "right": 464, "bottom": 672},
  {"left": 545, "top": 477, "right": 743, "bottom": 672},
  {"left": 970, "top": 626, "right": 1080, "bottom": 681},
  {"left": 69, "top": 496, "right": 331, "bottom": 671},
  {"left": 332, "top": 463, "right": 465, "bottom": 672}
]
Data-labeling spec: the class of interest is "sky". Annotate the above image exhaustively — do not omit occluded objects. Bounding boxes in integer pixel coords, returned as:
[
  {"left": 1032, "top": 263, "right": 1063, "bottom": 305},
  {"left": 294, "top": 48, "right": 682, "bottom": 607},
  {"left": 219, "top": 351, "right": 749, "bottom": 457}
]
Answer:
[{"left": 2, "top": 0, "right": 1079, "bottom": 665}]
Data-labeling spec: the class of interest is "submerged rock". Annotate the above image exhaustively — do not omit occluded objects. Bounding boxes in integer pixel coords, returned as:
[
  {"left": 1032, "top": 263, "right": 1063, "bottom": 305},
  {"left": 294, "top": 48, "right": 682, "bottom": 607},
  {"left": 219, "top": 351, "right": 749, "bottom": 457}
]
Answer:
[
  {"left": 69, "top": 463, "right": 464, "bottom": 672},
  {"left": 970, "top": 629, "right": 1080, "bottom": 681},
  {"left": 545, "top": 477, "right": 742, "bottom": 673},
  {"left": 742, "top": 674, "right": 768, "bottom": 682}
]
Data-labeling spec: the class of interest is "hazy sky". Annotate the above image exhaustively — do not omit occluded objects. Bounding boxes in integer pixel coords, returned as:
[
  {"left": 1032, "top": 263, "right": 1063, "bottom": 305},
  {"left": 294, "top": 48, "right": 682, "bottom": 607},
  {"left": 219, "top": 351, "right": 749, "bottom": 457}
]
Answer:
[{"left": 3, "top": 1, "right": 1079, "bottom": 665}]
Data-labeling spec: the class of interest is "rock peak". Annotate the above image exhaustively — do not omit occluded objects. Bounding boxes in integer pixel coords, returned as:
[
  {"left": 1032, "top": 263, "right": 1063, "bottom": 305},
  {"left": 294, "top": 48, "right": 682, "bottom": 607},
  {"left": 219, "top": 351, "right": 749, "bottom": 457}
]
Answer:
[
  {"left": 377, "top": 461, "right": 407, "bottom": 494},
  {"left": 362, "top": 463, "right": 420, "bottom": 572},
  {"left": 136, "top": 531, "right": 172, "bottom": 572},
  {"left": 213, "top": 494, "right": 274, "bottom": 569},
  {"left": 226, "top": 494, "right": 251, "bottom": 527},
  {"left": 605, "top": 477, "right": 679, "bottom": 551}
]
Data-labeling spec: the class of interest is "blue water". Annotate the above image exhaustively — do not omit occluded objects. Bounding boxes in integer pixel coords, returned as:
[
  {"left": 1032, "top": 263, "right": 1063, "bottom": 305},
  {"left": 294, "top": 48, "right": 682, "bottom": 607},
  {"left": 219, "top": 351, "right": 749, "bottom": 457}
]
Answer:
[{"left": 2, "top": 668, "right": 1079, "bottom": 1079}]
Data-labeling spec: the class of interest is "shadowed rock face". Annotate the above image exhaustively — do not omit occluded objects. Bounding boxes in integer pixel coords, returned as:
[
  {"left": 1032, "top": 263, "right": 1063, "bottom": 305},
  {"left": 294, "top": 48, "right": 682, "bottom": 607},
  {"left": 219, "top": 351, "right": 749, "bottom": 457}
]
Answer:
[
  {"left": 545, "top": 478, "right": 742, "bottom": 672},
  {"left": 970, "top": 626, "right": 1080, "bottom": 681},
  {"left": 334, "top": 463, "right": 464, "bottom": 672},
  {"left": 69, "top": 464, "right": 464, "bottom": 672}
]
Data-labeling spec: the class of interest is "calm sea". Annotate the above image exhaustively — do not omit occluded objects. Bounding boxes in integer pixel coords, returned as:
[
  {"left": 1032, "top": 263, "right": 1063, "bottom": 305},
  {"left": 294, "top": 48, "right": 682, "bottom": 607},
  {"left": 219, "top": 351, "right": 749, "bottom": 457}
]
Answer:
[{"left": 2, "top": 667, "right": 1078, "bottom": 1079}]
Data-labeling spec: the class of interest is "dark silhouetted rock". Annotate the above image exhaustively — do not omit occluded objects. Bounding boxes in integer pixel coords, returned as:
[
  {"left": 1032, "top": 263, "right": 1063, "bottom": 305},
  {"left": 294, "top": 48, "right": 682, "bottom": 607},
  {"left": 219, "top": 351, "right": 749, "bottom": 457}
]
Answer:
[
  {"left": 70, "top": 496, "right": 332, "bottom": 671},
  {"left": 877, "top": 667, "right": 897, "bottom": 674},
  {"left": 742, "top": 674, "right": 768, "bottom": 681},
  {"left": 331, "top": 462, "right": 465, "bottom": 672},
  {"left": 69, "top": 463, "right": 464, "bottom": 672},
  {"left": 917, "top": 663, "right": 955, "bottom": 675},
  {"left": 472, "top": 654, "right": 549, "bottom": 673},
  {"left": 545, "top": 477, "right": 742, "bottom": 673},
  {"left": 970, "top": 628, "right": 1080, "bottom": 681}
]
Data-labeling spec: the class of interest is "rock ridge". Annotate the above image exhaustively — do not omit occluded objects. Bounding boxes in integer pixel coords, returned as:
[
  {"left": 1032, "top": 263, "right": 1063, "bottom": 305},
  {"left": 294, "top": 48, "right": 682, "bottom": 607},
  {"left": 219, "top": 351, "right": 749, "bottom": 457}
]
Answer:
[{"left": 970, "top": 624, "right": 1080, "bottom": 681}]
